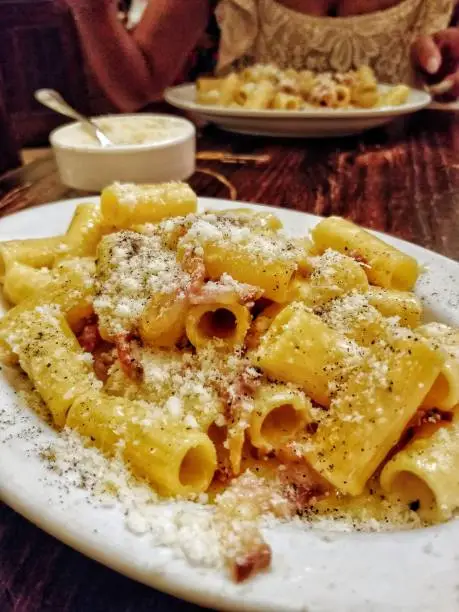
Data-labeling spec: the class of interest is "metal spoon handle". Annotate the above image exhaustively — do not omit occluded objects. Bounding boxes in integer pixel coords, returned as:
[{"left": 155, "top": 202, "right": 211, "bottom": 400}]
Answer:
[
  {"left": 35, "top": 89, "right": 86, "bottom": 121},
  {"left": 34, "top": 89, "right": 113, "bottom": 147}
]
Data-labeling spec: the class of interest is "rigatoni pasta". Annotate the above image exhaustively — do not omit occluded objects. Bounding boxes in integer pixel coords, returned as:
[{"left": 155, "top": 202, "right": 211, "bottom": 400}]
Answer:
[
  {"left": 417, "top": 323, "right": 459, "bottom": 410},
  {"left": 249, "top": 383, "right": 311, "bottom": 451},
  {"left": 255, "top": 305, "right": 364, "bottom": 406},
  {"left": 1, "top": 180, "right": 458, "bottom": 583},
  {"left": 193, "top": 238, "right": 298, "bottom": 302},
  {"left": 3, "top": 262, "right": 53, "bottom": 305},
  {"left": 140, "top": 292, "right": 187, "bottom": 348},
  {"left": 68, "top": 393, "right": 217, "bottom": 496},
  {"left": 186, "top": 303, "right": 251, "bottom": 348},
  {"left": 302, "top": 335, "right": 442, "bottom": 495},
  {"left": 0, "top": 235, "right": 65, "bottom": 280},
  {"left": 366, "top": 286, "right": 422, "bottom": 328},
  {"left": 196, "top": 63, "right": 410, "bottom": 110},
  {"left": 101, "top": 181, "right": 197, "bottom": 228},
  {"left": 312, "top": 216, "right": 419, "bottom": 290},
  {"left": 0, "top": 307, "right": 99, "bottom": 428},
  {"left": 381, "top": 416, "right": 459, "bottom": 521},
  {"left": 59, "top": 202, "right": 106, "bottom": 259},
  {"left": 290, "top": 250, "right": 369, "bottom": 307}
]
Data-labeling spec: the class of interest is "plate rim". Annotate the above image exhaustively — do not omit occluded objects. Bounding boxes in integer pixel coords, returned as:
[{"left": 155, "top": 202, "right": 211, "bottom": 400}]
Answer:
[{"left": 1, "top": 196, "right": 459, "bottom": 612}]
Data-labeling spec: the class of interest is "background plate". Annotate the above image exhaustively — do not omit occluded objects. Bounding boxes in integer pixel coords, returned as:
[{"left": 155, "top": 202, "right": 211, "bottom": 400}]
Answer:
[{"left": 165, "top": 84, "right": 432, "bottom": 138}]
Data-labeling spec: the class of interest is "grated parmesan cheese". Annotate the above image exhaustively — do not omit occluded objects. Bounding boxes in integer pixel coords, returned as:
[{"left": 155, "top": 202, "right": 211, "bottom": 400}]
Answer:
[
  {"left": 94, "top": 231, "right": 190, "bottom": 336},
  {"left": 178, "top": 213, "right": 302, "bottom": 264}
]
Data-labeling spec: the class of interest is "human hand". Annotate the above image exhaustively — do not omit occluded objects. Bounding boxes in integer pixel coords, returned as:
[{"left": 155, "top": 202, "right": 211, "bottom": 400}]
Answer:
[{"left": 412, "top": 29, "right": 459, "bottom": 99}]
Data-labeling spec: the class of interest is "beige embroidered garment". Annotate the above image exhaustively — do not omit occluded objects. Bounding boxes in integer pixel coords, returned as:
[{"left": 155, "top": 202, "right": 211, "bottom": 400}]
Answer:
[{"left": 215, "top": 0, "right": 454, "bottom": 84}]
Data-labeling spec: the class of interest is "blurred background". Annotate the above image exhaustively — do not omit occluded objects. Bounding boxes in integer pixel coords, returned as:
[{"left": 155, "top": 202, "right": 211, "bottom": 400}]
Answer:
[{"left": 0, "top": 0, "right": 147, "bottom": 173}]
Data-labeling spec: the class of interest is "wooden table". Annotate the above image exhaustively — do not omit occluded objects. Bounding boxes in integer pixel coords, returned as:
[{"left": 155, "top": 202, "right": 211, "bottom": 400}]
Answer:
[{"left": 1, "top": 112, "right": 459, "bottom": 612}]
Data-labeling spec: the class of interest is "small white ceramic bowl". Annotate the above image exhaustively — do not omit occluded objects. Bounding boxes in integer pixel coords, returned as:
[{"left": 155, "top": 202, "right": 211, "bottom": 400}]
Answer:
[{"left": 50, "top": 113, "right": 196, "bottom": 191}]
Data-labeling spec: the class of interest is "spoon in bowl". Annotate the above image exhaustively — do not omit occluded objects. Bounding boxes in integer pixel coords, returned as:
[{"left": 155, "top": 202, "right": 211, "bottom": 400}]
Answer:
[{"left": 34, "top": 88, "right": 114, "bottom": 147}]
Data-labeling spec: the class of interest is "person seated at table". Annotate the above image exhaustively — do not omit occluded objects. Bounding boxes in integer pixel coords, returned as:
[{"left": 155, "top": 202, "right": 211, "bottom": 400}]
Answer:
[{"left": 65, "top": 0, "right": 459, "bottom": 111}]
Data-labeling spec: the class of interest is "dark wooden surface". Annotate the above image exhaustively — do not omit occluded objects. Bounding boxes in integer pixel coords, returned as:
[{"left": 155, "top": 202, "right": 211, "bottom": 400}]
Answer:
[{"left": 1, "top": 111, "right": 459, "bottom": 612}]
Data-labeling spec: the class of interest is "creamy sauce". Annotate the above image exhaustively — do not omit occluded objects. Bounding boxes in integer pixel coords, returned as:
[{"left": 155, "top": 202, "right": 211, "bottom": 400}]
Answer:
[{"left": 54, "top": 115, "right": 188, "bottom": 147}]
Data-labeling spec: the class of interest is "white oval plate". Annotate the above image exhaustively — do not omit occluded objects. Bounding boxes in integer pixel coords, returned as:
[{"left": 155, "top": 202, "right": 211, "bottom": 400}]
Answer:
[
  {"left": 165, "top": 84, "right": 432, "bottom": 138},
  {"left": 1, "top": 197, "right": 459, "bottom": 612}
]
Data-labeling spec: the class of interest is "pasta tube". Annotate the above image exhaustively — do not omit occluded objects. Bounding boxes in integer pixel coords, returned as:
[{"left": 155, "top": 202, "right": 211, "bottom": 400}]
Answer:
[
  {"left": 272, "top": 92, "right": 302, "bottom": 110},
  {"left": 254, "top": 303, "right": 364, "bottom": 406},
  {"left": 53, "top": 258, "right": 96, "bottom": 328},
  {"left": 67, "top": 393, "right": 217, "bottom": 496},
  {"left": 139, "top": 293, "right": 187, "bottom": 348},
  {"left": 249, "top": 384, "right": 312, "bottom": 451},
  {"left": 294, "top": 237, "right": 315, "bottom": 275},
  {"left": 60, "top": 203, "right": 107, "bottom": 259},
  {"left": 233, "top": 84, "right": 251, "bottom": 106},
  {"left": 350, "top": 66, "right": 380, "bottom": 108},
  {"left": 186, "top": 303, "right": 251, "bottom": 348},
  {"left": 290, "top": 250, "right": 368, "bottom": 307},
  {"left": 381, "top": 417, "right": 459, "bottom": 521},
  {"left": 94, "top": 230, "right": 188, "bottom": 340},
  {"left": 356, "top": 65, "right": 378, "bottom": 89},
  {"left": 196, "top": 77, "right": 222, "bottom": 104},
  {"left": 246, "top": 81, "right": 277, "bottom": 109},
  {"left": 105, "top": 353, "right": 222, "bottom": 432},
  {"left": 245, "top": 303, "right": 284, "bottom": 350},
  {"left": 0, "top": 308, "right": 98, "bottom": 427},
  {"left": 0, "top": 258, "right": 95, "bottom": 353},
  {"left": 218, "top": 73, "right": 241, "bottom": 105},
  {"left": 382, "top": 85, "right": 410, "bottom": 106},
  {"left": 366, "top": 286, "right": 422, "bottom": 328},
  {"left": 418, "top": 323, "right": 459, "bottom": 410},
  {"left": 334, "top": 85, "right": 351, "bottom": 107},
  {"left": 312, "top": 217, "right": 419, "bottom": 290},
  {"left": 318, "top": 290, "right": 406, "bottom": 349},
  {"left": 101, "top": 182, "right": 197, "bottom": 229},
  {"left": 350, "top": 88, "right": 380, "bottom": 108},
  {"left": 197, "top": 77, "right": 222, "bottom": 94},
  {"left": 303, "top": 337, "right": 443, "bottom": 495},
  {"left": 3, "top": 262, "right": 53, "bottom": 305},
  {"left": 313, "top": 89, "right": 338, "bottom": 108},
  {"left": 240, "top": 64, "right": 280, "bottom": 84},
  {"left": 201, "top": 240, "right": 297, "bottom": 302},
  {"left": 297, "top": 70, "right": 315, "bottom": 97},
  {"left": 0, "top": 236, "right": 65, "bottom": 281}
]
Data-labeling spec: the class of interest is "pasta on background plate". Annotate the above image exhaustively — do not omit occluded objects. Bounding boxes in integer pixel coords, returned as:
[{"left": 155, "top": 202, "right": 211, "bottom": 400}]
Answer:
[
  {"left": 1, "top": 181, "right": 458, "bottom": 581},
  {"left": 196, "top": 64, "right": 410, "bottom": 110}
]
